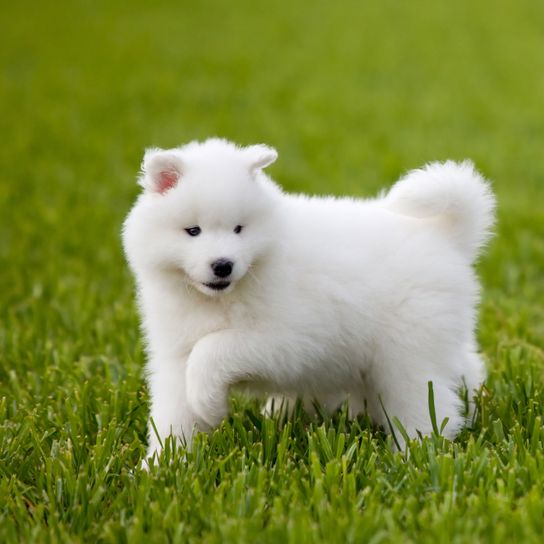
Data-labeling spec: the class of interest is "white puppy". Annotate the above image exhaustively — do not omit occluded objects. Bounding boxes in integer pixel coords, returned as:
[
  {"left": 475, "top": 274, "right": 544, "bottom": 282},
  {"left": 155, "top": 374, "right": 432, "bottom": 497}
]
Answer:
[{"left": 122, "top": 138, "right": 495, "bottom": 458}]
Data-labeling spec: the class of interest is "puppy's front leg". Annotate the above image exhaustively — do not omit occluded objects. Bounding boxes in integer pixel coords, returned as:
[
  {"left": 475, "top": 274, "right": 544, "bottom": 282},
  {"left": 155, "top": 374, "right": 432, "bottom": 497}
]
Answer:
[
  {"left": 146, "top": 356, "right": 198, "bottom": 460},
  {"left": 186, "top": 330, "right": 292, "bottom": 428}
]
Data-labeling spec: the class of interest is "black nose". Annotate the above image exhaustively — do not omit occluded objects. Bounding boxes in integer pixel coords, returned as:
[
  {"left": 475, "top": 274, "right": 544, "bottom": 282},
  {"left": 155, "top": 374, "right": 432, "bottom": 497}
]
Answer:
[{"left": 211, "top": 259, "right": 233, "bottom": 278}]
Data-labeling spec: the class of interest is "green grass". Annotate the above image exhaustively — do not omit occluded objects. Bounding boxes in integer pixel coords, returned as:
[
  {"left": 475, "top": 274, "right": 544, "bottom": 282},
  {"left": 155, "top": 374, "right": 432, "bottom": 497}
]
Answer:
[{"left": 1, "top": 0, "right": 544, "bottom": 541}]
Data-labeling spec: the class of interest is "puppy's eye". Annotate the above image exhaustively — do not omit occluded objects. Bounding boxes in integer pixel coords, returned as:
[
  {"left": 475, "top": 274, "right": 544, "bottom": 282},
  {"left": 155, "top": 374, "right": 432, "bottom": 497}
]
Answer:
[
  {"left": 185, "top": 226, "right": 201, "bottom": 237},
  {"left": 234, "top": 225, "right": 243, "bottom": 234}
]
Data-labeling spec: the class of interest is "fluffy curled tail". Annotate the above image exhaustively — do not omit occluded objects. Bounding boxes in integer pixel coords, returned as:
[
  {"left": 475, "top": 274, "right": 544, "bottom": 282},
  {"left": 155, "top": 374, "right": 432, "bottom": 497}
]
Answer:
[{"left": 384, "top": 160, "right": 496, "bottom": 262}]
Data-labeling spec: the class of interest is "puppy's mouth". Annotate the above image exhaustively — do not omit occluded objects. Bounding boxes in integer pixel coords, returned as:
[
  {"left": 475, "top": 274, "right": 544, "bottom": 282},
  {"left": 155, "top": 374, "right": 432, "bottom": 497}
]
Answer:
[{"left": 203, "top": 281, "right": 231, "bottom": 291}]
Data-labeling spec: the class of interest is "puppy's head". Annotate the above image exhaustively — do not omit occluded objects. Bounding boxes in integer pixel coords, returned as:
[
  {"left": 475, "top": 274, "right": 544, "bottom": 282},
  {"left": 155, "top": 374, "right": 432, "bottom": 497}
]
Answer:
[{"left": 123, "top": 139, "right": 280, "bottom": 297}]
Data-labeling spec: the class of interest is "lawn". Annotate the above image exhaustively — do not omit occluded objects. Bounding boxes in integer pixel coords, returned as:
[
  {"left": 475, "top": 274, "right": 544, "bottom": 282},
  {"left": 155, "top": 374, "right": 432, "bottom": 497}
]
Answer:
[{"left": 1, "top": 0, "right": 544, "bottom": 541}]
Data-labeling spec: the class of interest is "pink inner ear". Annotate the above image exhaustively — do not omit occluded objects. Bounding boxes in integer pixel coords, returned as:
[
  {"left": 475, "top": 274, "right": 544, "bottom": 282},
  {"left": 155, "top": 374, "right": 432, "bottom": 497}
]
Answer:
[{"left": 157, "top": 170, "right": 179, "bottom": 194}]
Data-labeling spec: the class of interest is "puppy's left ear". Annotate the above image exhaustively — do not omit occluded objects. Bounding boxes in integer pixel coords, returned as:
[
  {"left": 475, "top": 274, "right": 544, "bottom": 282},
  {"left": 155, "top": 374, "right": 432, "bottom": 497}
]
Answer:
[
  {"left": 244, "top": 144, "right": 278, "bottom": 173},
  {"left": 139, "top": 148, "right": 184, "bottom": 194}
]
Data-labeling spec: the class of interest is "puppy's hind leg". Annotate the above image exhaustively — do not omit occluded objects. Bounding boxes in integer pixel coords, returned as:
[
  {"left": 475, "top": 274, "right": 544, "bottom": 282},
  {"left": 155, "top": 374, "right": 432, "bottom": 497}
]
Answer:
[
  {"left": 262, "top": 395, "right": 298, "bottom": 418},
  {"left": 263, "top": 392, "right": 347, "bottom": 419},
  {"left": 366, "top": 348, "right": 467, "bottom": 445}
]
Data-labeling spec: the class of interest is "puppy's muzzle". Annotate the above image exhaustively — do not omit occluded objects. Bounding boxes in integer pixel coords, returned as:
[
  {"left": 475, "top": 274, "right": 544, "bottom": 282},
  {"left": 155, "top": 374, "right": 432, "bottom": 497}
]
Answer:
[{"left": 211, "top": 259, "right": 233, "bottom": 278}]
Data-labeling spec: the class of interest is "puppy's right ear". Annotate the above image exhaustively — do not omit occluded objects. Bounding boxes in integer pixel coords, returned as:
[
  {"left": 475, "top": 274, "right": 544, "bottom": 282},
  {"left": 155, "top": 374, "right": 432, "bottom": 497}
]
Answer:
[
  {"left": 138, "top": 148, "right": 183, "bottom": 194},
  {"left": 243, "top": 144, "right": 278, "bottom": 173}
]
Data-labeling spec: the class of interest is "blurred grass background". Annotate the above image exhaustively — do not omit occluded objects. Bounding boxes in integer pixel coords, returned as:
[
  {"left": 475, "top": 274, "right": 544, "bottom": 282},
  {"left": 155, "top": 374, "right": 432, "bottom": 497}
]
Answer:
[{"left": 1, "top": 0, "right": 544, "bottom": 542}]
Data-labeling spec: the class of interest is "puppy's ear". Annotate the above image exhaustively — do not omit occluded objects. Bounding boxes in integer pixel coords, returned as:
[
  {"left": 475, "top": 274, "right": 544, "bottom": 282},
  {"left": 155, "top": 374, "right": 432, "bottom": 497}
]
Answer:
[
  {"left": 244, "top": 144, "right": 278, "bottom": 173},
  {"left": 139, "top": 148, "right": 183, "bottom": 194}
]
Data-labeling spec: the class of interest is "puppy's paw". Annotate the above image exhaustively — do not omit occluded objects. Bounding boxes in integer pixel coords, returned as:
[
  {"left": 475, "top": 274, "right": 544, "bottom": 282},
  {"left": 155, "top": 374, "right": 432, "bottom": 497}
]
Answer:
[{"left": 186, "top": 360, "right": 228, "bottom": 429}]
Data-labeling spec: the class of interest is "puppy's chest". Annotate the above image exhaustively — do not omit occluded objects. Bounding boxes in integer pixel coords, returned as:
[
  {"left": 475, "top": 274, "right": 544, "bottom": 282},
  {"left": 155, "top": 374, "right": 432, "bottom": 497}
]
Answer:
[{"left": 180, "top": 300, "right": 254, "bottom": 349}]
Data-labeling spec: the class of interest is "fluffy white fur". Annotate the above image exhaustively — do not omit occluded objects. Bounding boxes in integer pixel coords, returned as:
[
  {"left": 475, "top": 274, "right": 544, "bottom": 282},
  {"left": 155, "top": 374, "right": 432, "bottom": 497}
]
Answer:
[{"left": 122, "top": 138, "right": 496, "bottom": 459}]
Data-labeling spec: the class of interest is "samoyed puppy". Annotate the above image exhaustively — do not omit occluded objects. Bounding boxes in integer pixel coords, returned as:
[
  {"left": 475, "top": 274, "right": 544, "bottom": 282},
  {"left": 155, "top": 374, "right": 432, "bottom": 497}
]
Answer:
[{"left": 122, "top": 138, "right": 495, "bottom": 459}]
